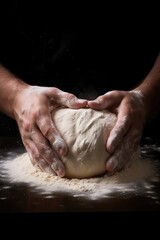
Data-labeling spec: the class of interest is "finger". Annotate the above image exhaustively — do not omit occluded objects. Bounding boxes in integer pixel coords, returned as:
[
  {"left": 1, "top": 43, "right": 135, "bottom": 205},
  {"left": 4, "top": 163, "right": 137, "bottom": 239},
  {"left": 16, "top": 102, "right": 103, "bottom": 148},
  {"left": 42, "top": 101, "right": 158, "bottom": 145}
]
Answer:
[
  {"left": 106, "top": 94, "right": 135, "bottom": 153},
  {"left": 106, "top": 143, "right": 129, "bottom": 175},
  {"left": 106, "top": 114, "right": 131, "bottom": 153},
  {"left": 30, "top": 127, "right": 65, "bottom": 177},
  {"left": 24, "top": 139, "right": 57, "bottom": 175},
  {"left": 88, "top": 91, "right": 124, "bottom": 110},
  {"left": 46, "top": 88, "right": 88, "bottom": 108},
  {"left": 105, "top": 155, "right": 119, "bottom": 175},
  {"left": 41, "top": 146, "right": 65, "bottom": 177},
  {"left": 107, "top": 97, "right": 144, "bottom": 153},
  {"left": 24, "top": 142, "right": 37, "bottom": 165},
  {"left": 106, "top": 126, "right": 141, "bottom": 175},
  {"left": 36, "top": 110, "right": 67, "bottom": 157},
  {"left": 35, "top": 158, "right": 56, "bottom": 175}
]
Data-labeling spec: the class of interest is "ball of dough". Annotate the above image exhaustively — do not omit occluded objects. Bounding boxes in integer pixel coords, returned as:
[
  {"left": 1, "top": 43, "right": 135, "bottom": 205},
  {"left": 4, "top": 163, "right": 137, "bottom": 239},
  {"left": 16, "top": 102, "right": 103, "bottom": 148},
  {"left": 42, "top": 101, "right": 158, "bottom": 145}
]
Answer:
[{"left": 51, "top": 108, "right": 117, "bottom": 179}]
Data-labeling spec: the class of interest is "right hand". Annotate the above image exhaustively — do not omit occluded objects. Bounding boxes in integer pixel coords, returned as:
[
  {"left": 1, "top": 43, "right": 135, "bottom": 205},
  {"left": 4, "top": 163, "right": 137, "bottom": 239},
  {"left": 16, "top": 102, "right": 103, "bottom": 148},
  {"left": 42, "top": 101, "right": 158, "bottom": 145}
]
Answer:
[
  {"left": 13, "top": 85, "right": 87, "bottom": 177},
  {"left": 88, "top": 90, "right": 146, "bottom": 175}
]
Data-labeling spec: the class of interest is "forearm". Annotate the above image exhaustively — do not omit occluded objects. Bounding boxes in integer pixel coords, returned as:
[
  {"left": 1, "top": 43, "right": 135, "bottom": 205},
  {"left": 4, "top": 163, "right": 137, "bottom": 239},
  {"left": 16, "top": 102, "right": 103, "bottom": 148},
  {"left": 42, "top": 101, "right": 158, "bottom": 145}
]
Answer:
[
  {"left": 0, "top": 64, "right": 29, "bottom": 118},
  {"left": 134, "top": 53, "right": 160, "bottom": 122}
]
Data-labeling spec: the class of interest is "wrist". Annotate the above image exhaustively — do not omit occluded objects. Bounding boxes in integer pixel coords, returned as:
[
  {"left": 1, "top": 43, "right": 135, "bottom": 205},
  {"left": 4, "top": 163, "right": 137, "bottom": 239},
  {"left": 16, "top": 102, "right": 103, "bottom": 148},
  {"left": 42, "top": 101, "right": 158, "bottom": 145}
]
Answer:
[
  {"left": 11, "top": 80, "right": 30, "bottom": 119},
  {"left": 133, "top": 84, "right": 160, "bottom": 123}
]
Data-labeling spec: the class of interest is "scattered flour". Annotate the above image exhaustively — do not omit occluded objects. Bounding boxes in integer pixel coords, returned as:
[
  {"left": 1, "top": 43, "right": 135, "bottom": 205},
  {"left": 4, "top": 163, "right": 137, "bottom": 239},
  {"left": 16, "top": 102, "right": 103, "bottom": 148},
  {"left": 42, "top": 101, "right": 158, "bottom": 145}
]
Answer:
[{"left": 3, "top": 152, "right": 159, "bottom": 199}]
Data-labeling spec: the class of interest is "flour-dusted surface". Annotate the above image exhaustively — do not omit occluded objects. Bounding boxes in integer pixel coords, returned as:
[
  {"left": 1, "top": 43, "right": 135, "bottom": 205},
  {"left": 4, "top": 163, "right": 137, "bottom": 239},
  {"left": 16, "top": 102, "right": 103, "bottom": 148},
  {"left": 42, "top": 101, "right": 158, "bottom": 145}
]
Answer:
[{"left": 3, "top": 152, "right": 159, "bottom": 199}]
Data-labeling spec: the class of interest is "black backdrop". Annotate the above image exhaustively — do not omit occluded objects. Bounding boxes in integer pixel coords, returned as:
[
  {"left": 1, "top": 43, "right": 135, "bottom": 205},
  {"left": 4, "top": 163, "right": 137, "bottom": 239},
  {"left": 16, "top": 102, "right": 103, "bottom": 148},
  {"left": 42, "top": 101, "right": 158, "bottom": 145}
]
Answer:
[{"left": 0, "top": 1, "right": 160, "bottom": 140}]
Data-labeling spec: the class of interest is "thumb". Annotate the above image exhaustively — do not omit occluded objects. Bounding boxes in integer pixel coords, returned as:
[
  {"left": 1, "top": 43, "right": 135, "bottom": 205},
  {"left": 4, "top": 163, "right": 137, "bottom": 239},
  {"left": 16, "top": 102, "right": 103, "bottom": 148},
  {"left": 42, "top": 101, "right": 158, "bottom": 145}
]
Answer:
[{"left": 46, "top": 87, "right": 87, "bottom": 108}]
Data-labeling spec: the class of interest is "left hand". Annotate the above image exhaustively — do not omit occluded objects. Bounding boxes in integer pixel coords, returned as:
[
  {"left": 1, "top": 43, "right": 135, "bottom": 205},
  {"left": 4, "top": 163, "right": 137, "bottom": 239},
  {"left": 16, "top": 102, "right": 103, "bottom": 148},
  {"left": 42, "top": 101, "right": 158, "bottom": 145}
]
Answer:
[
  {"left": 88, "top": 90, "right": 146, "bottom": 175},
  {"left": 13, "top": 85, "right": 87, "bottom": 177}
]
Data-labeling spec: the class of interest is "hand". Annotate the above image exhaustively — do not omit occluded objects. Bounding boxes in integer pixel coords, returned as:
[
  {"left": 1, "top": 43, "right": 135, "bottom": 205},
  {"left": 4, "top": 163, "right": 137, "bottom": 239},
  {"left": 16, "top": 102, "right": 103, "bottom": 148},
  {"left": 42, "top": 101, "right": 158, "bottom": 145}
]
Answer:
[
  {"left": 88, "top": 90, "right": 146, "bottom": 175},
  {"left": 13, "top": 85, "right": 87, "bottom": 177}
]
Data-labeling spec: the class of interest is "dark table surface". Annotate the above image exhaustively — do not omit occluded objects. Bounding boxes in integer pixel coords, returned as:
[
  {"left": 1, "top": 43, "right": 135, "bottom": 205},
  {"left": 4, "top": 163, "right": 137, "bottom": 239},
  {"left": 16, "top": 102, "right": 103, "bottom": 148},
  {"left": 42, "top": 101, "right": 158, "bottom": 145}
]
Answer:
[{"left": 1, "top": 136, "right": 160, "bottom": 212}]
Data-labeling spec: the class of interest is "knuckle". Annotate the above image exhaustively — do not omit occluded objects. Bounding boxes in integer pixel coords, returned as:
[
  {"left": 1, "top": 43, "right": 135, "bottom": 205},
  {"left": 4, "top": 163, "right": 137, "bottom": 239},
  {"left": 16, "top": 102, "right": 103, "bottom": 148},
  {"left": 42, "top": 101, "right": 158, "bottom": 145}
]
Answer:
[
  {"left": 44, "top": 149, "right": 53, "bottom": 160},
  {"left": 39, "top": 144, "right": 53, "bottom": 159},
  {"left": 34, "top": 158, "right": 47, "bottom": 171},
  {"left": 22, "top": 121, "right": 31, "bottom": 132},
  {"left": 43, "top": 125, "right": 54, "bottom": 139},
  {"left": 33, "top": 153, "right": 41, "bottom": 161},
  {"left": 114, "top": 124, "right": 125, "bottom": 137},
  {"left": 38, "top": 144, "right": 46, "bottom": 156},
  {"left": 67, "top": 93, "right": 76, "bottom": 104},
  {"left": 68, "top": 93, "right": 75, "bottom": 100},
  {"left": 42, "top": 125, "right": 50, "bottom": 137},
  {"left": 52, "top": 136, "right": 64, "bottom": 146},
  {"left": 111, "top": 90, "right": 121, "bottom": 96},
  {"left": 30, "top": 110, "right": 39, "bottom": 120},
  {"left": 51, "top": 87, "right": 57, "bottom": 95}
]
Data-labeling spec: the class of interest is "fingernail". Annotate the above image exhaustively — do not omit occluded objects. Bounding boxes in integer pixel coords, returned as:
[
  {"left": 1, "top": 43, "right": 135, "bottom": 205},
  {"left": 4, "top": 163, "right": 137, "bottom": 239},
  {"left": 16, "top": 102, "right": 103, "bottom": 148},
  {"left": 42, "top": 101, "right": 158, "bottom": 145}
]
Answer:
[
  {"left": 108, "top": 133, "right": 116, "bottom": 146},
  {"left": 107, "top": 134, "right": 117, "bottom": 153},
  {"left": 45, "top": 166, "right": 56, "bottom": 175},
  {"left": 53, "top": 139, "right": 67, "bottom": 156},
  {"left": 75, "top": 98, "right": 87, "bottom": 105},
  {"left": 107, "top": 143, "right": 114, "bottom": 153},
  {"left": 106, "top": 158, "right": 118, "bottom": 172},
  {"left": 51, "top": 162, "right": 65, "bottom": 177},
  {"left": 58, "top": 146, "right": 67, "bottom": 156},
  {"left": 57, "top": 167, "right": 65, "bottom": 177},
  {"left": 77, "top": 98, "right": 86, "bottom": 103}
]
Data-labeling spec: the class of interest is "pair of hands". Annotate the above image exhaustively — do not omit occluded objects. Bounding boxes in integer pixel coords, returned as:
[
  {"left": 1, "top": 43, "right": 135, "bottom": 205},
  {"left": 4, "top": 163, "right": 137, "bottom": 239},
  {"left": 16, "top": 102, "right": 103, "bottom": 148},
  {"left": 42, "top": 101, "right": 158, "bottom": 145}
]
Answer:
[{"left": 13, "top": 85, "right": 146, "bottom": 177}]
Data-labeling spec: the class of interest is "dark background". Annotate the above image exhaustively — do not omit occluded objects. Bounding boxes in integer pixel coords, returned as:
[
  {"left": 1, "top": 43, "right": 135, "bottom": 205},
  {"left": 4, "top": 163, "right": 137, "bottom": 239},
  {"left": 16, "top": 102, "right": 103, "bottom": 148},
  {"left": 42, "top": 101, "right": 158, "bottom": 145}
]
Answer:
[{"left": 0, "top": 1, "right": 160, "bottom": 141}]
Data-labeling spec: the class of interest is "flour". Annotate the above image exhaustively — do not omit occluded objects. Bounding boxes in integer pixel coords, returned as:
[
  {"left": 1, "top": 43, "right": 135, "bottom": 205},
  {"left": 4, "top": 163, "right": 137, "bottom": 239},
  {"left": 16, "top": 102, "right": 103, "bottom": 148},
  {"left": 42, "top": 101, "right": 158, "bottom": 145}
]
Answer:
[{"left": 3, "top": 152, "right": 159, "bottom": 199}]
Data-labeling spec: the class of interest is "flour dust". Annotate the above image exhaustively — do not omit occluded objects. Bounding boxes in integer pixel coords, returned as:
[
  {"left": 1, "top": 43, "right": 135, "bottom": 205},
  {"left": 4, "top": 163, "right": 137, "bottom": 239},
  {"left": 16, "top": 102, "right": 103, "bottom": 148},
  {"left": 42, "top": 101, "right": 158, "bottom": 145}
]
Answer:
[{"left": 1, "top": 151, "right": 160, "bottom": 200}]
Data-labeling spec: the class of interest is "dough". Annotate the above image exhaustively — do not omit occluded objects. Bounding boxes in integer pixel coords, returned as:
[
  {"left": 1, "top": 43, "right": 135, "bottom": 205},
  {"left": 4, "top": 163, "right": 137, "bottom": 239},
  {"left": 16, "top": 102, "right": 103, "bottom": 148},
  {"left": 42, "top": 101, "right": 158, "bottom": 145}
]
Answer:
[{"left": 52, "top": 108, "right": 117, "bottom": 178}]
